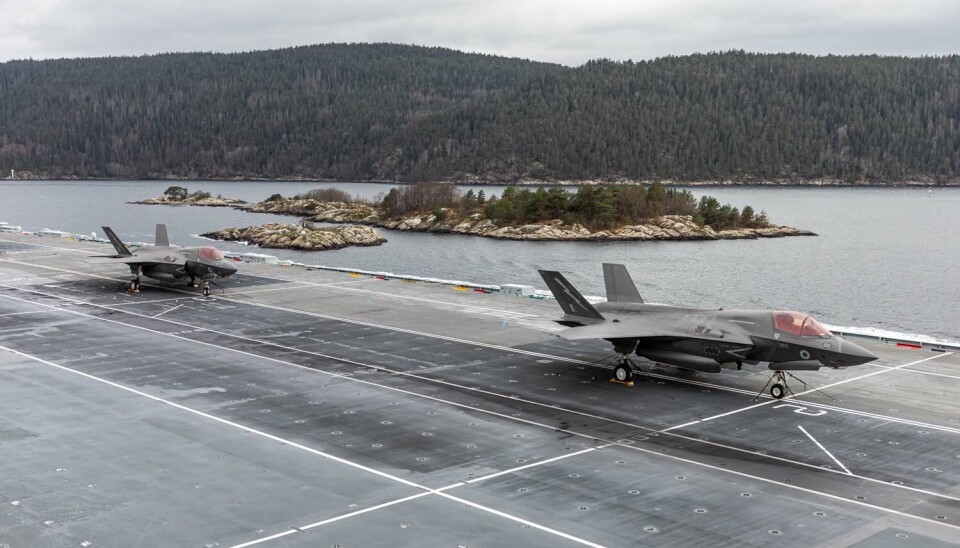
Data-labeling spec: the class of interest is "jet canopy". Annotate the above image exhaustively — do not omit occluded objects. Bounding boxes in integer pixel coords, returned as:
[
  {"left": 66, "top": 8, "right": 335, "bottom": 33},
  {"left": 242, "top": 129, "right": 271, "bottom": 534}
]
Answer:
[
  {"left": 198, "top": 247, "right": 224, "bottom": 261},
  {"left": 773, "top": 311, "right": 832, "bottom": 337}
]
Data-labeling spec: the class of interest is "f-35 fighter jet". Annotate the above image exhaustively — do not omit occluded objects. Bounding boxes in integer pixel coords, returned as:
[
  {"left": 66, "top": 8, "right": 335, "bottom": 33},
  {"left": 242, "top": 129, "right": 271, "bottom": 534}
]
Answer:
[
  {"left": 98, "top": 224, "right": 237, "bottom": 296},
  {"left": 539, "top": 264, "right": 877, "bottom": 399}
]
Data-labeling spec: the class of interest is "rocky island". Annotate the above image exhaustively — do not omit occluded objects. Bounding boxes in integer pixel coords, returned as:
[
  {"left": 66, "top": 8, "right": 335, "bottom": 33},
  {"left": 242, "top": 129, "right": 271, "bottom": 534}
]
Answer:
[
  {"left": 130, "top": 186, "right": 247, "bottom": 207},
  {"left": 237, "top": 183, "right": 815, "bottom": 242},
  {"left": 201, "top": 223, "right": 385, "bottom": 251}
]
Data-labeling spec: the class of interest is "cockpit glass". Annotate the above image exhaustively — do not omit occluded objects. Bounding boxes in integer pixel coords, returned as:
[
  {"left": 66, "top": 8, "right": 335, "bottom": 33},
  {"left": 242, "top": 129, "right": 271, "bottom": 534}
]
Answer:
[
  {"left": 198, "top": 247, "right": 224, "bottom": 261},
  {"left": 773, "top": 311, "right": 832, "bottom": 337}
]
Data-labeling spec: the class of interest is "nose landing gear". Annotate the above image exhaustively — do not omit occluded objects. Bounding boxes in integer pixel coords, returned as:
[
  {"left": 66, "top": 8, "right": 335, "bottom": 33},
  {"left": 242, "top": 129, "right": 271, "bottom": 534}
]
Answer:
[
  {"left": 128, "top": 267, "right": 142, "bottom": 293},
  {"left": 202, "top": 281, "right": 210, "bottom": 297},
  {"left": 754, "top": 370, "right": 837, "bottom": 402}
]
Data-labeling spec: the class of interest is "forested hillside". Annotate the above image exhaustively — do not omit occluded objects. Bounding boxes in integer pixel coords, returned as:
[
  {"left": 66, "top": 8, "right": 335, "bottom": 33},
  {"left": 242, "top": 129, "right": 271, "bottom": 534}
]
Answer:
[{"left": 1, "top": 44, "right": 959, "bottom": 183}]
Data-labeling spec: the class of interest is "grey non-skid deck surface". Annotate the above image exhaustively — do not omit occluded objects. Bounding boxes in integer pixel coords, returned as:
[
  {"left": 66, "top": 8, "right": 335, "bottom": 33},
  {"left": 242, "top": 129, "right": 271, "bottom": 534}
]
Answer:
[{"left": 1, "top": 234, "right": 959, "bottom": 547}]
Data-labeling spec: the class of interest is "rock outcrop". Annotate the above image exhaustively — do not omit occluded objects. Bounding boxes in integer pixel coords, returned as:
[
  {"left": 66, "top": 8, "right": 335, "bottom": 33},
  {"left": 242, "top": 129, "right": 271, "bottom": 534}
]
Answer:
[
  {"left": 131, "top": 196, "right": 248, "bottom": 207},
  {"left": 378, "top": 213, "right": 813, "bottom": 240},
  {"left": 237, "top": 198, "right": 816, "bottom": 241},
  {"left": 201, "top": 223, "right": 386, "bottom": 250},
  {"left": 241, "top": 200, "right": 378, "bottom": 221}
]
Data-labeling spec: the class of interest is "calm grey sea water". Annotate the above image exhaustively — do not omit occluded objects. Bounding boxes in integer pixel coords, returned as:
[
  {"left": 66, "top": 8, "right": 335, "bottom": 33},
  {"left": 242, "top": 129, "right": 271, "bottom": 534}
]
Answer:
[{"left": 1, "top": 180, "right": 957, "bottom": 340}]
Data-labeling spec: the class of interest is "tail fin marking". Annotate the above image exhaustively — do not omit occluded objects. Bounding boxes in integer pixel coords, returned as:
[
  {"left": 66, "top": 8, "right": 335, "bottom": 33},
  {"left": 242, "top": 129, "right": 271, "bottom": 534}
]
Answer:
[
  {"left": 538, "top": 270, "right": 605, "bottom": 320},
  {"left": 101, "top": 226, "right": 132, "bottom": 257}
]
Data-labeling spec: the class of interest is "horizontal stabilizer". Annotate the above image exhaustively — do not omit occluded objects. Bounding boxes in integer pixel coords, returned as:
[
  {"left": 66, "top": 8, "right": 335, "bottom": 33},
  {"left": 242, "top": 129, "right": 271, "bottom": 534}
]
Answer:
[
  {"left": 538, "top": 270, "right": 604, "bottom": 320},
  {"left": 602, "top": 263, "right": 643, "bottom": 303}
]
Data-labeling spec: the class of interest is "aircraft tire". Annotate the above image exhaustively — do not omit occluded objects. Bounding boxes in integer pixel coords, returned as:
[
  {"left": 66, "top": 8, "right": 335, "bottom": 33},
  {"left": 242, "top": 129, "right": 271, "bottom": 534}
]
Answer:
[
  {"left": 614, "top": 364, "right": 633, "bottom": 383},
  {"left": 202, "top": 286, "right": 210, "bottom": 297},
  {"left": 770, "top": 383, "right": 785, "bottom": 399}
]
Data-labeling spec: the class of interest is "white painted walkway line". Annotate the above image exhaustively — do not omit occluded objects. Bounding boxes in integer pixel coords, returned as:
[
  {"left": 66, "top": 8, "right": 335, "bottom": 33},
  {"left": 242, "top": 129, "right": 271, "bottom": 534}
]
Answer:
[
  {"left": 232, "top": 446, "right": 606, "bottom": 547},
  {"left": 229, "top": 492, "right": 435, "bottom": 548},
  {"left": 151, "top": 303, "right": 184, "bottom": 318},
  {"left": 798, "top": 425, "right": 852, "bottom": 475},
  {"left": 0, "top": 310, "right": 50, "bottom": 317}
]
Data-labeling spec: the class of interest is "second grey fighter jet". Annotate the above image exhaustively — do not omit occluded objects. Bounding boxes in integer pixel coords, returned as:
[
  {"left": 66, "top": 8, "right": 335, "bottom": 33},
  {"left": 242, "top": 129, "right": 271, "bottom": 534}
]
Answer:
[
  {"left": 540, "top": 264, "right": 877, "bottom": 399},
  {"left": 97, "top": 224, "right": 237, "bottom": 296}
]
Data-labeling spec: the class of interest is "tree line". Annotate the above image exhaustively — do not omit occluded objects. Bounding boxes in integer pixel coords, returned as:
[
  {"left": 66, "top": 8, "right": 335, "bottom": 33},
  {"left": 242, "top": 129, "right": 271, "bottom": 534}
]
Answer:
[
  {"left": 2, "top": 44, "right": 959, "bottom": 183},
  {"left": 283, "top": 182, "right": 768, "bottom": 231}
]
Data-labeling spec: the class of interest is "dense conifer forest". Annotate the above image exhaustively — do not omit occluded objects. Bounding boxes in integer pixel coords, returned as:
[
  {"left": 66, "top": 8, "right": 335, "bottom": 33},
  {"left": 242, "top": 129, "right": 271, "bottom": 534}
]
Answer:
[{"left": 1, "top": 43, "right": 959, "bottom": 183}]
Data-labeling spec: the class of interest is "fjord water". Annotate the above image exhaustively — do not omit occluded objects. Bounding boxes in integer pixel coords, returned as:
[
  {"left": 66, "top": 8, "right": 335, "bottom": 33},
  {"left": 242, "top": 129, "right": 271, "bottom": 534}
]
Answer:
[{"left": 1, "top": 180, "right": 957, "bottom": 341}]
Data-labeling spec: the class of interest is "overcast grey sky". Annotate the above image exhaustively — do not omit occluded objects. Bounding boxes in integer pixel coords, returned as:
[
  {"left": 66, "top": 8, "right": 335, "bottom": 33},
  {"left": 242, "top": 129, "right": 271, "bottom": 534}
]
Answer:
[{"left": 2, "top": 0, "right": 959, "bottom": 65}]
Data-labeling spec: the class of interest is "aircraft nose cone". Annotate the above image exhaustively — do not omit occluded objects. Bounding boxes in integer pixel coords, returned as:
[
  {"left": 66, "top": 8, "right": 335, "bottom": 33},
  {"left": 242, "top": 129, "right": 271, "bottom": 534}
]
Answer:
[{"left": 841, "top": 339, "right": 878, "bottom": 365}]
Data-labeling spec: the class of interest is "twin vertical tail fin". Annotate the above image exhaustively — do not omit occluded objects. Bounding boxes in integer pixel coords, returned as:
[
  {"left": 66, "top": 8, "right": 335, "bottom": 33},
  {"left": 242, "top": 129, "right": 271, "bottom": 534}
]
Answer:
[
  {"left": 155, "top": 224, "right": 170, "bottom": 247},
  {"left": 101, "top": 226, "right": 132, "bottom": 257},
  {"left": 538, "top": 270, "right": 605, "bottom": 320},
  {"left": 602, "top": 263, "right": 644, "bottom": 303}
]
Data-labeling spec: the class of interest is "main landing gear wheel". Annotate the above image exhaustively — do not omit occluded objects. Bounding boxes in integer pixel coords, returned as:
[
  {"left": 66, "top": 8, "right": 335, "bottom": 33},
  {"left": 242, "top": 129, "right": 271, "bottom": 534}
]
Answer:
[
  {"left": 770, "top": 383, "right": 786, "bottom": 399},
  {"left": 609, "top": 355, "right": 636, "bottom": 387},
  {"left": 128, "top": 279, "right": 140, "bottom": 292},
  {"left": 202, "top": 284, "right": 210, "bottom": 297}
]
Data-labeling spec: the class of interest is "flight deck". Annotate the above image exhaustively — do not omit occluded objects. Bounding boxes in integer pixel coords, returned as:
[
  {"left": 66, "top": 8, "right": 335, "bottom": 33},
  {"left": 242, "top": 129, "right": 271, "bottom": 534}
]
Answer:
[{"left": 1, "top": 233, "right": 959, "bottom": 547}]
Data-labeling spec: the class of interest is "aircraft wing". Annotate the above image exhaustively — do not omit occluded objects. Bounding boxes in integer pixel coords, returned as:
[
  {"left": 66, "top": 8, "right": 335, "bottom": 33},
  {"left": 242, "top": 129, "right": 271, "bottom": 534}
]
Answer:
[
  {"left": 557, "top": 319, "right": 753, "bottom": 345},
  {"left": 87, "top": 255, "right": 186, "bottom": 266},
  {"left": 558, "top": 322, "right": 663, "bottom": 340}
]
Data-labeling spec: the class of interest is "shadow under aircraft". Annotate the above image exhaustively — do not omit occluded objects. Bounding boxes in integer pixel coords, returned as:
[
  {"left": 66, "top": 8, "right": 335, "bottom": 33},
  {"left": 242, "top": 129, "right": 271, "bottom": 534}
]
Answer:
[
  {"left": 95, "top": 224, "right": 237, "bottom": 296},
  {"left": 539, "top": 264, "right": 877, "bottom": 399}
]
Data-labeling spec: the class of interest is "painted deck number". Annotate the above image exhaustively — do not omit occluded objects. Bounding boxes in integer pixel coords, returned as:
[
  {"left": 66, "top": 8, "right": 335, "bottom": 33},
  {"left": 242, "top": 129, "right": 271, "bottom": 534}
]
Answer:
[{"left": 773, "top": 403, "right": 827, "bottom": 417}]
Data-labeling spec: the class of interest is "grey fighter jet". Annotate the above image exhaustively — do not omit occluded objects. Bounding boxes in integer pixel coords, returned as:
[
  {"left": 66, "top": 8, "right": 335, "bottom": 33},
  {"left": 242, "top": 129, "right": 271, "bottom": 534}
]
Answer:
[
  {"left": 97, "top": 224, "right": 237, "bottom": 296},
  {"left": 539, "top": 264, "right": 877, "bottom": 399}
]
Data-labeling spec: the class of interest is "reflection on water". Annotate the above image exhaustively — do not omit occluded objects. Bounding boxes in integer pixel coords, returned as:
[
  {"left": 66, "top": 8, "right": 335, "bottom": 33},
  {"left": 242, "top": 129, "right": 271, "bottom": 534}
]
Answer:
[{"left": 1, "top": 180, "right": 958, "bottom": 339}]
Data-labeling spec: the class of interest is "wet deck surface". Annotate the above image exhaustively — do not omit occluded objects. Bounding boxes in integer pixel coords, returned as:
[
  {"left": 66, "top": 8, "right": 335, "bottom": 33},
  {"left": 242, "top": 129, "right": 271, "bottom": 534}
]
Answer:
[{"left": 1, "top": 234, "right": 959, "bottom": 547}]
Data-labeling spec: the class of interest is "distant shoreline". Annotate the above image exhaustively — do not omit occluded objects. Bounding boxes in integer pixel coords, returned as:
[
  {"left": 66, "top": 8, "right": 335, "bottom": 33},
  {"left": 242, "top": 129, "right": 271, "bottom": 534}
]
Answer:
[{"left": 3, "top": 174, "right": 960, "bottom": 187}]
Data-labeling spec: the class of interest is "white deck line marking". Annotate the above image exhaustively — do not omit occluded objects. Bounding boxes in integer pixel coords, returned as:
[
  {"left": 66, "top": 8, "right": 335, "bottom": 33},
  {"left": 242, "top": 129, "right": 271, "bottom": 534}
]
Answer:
[
  {"left": 798, "top": 425, "right": 852, "bottom": 475},
  {"left": 151, "top": 303, "right": 184, "bottom": 318},
  {"left": 660, "top": 353, "right": 952, "bottom": 433},
  {"left": 869, "top": 362, "right": 960, "bottom": 380},
  {"left": 5, "top": 284, "right": 960, "bottom": 508},
  {"left": 5, "top": 291, "right": 960, "bottom": 531},
  {"left": 464, "top": 447, "right": 603, "bottom": 484},
  {"left": 0, "top": 342, "right": 604, "bottom": 548},
  {"left": 237, "top": 271, "right": 542, "bottom": 318},
  {"left": 227, "top": 280, "right": 361, "bottom": 295},
  {"left": 0, "top": 310, "right": 50, "bottom": 317},
  {"left": 229, "top": 492, "right": 434, "bottom": 548},
  {"left": 108, "top": 296, "right": 201, "bottom": 307},
  {"left": 233, "top": 446, "right": 605, "bottom": 547}
]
